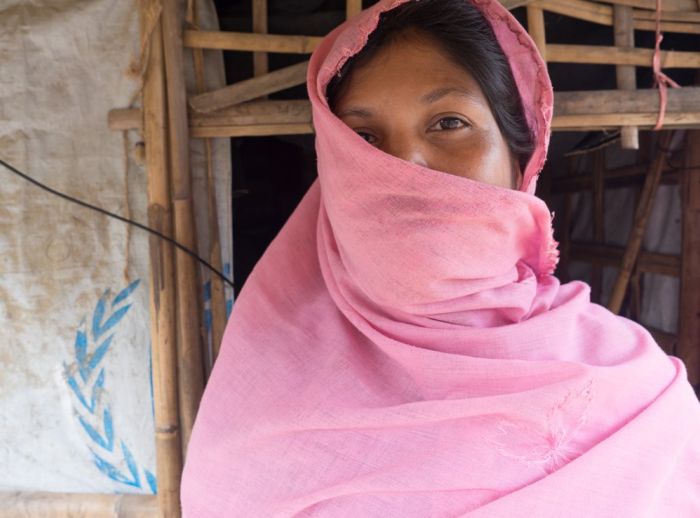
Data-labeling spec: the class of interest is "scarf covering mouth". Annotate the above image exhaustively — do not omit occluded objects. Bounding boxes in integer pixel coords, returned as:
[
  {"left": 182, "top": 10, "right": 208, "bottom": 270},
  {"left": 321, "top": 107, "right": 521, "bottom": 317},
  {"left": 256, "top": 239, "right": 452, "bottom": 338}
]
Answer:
[{"left": 181, "top": 0, "right": 700, "bottom": 516}]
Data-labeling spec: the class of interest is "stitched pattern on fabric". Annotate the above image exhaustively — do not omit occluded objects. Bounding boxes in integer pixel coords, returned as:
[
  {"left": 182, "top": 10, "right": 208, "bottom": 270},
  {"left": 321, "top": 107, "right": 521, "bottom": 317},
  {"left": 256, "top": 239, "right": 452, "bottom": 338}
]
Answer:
[{"left": 483, "top": 378, "right": 596, "bottom": 474}]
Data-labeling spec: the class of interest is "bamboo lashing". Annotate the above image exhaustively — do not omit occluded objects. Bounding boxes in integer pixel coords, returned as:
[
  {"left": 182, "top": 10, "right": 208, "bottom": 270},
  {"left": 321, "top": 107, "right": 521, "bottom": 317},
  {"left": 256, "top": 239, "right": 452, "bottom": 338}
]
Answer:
[
  {"left": 608, "top": 131, "right": 674, "bottom": 314},
  {"left": 190, "top": 1, "right": 227, "bottom": 369},
  {"left": 140, "top": 1, "right": 182, "bottom": 516},
  {"left": 189, "top": 60, "right": 309, "bottom": 113},
  {"left": 652, "top": 0, "right": 682, "bottom": 130},
  {"left": 161, "top": 0, "right": 205, "bottom": 459},
  {"left": 614, "top": 5, "right": 639, "bottom": 149}
]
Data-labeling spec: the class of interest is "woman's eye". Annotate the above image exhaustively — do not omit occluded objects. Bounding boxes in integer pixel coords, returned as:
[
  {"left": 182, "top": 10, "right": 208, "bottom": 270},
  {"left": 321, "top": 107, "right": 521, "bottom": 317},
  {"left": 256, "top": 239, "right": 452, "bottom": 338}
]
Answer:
[
  {"left": 356, "top": 131, "right": 378, "bottom": 144},
  {"left": 430, "top": 117, "right": 468, "bottom": 131}
]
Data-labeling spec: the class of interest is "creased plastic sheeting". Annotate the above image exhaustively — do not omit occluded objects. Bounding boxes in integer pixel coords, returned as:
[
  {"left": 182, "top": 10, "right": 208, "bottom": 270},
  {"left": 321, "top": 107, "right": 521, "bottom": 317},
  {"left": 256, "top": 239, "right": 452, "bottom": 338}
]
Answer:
[{"left": 0, "top": 0, "right": 232, "bottom": 494}]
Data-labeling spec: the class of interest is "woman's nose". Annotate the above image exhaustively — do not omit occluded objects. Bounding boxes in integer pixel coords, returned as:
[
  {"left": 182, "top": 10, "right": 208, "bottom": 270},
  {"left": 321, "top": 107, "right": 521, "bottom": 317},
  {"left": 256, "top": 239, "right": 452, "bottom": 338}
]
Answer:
[{"left": 382, "top": 137, "right": 429, "bottom": 167}]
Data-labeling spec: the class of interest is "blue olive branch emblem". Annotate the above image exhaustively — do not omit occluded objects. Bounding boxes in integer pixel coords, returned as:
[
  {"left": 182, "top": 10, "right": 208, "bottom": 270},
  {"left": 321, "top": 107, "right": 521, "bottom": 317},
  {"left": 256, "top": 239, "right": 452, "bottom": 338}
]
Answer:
[{"left": 64, "top": 279, "right": 157, "bottom": 493}]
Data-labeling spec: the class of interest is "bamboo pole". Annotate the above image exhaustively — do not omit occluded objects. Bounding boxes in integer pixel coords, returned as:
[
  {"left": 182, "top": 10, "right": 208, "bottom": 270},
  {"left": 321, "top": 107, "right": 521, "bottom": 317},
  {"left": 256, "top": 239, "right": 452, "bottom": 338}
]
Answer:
[
  {"left": 545, "top": 44, "right": 700, "bottom": 68},
  {"left": 527, "top": 6, "right": 547, "bottom": 60},
  {"left": 614, "top": 5, "right": 639, "bottom": 149},
  {"left": 191, "top": 122, "right": 313, "bottom": 138},
  {"left": 252, "top": 0, "right": 269, "bottom": 77},
  {"left": 161, "top": 0, "right": 205, "bottom": 459},
  {"left": 191, "top": 4, "right": 227, "bottom": 369},
  {"left": 347, "top": 0, "right": 362, "bottom": 19},
  {"left": 591, "top": 150, "right": 605, "bottom": 302},
  {"left": 140, "top": 2, "right": 182, "bottom": 516},
  {"left": 184, "top": 30, "right": 322, "bottom": 53},
  {"left": 678, "top": 129, "right": 700, "bottom": 385},
  {"left": 596, "top": 0, "right": 699, "bottom": 12},
  {"left": 189, "top": 61, "right": 309, "bottom": 113},
  {"left": 608, "top": 131, "right": 674, "bottom": 314},
  {"left": 0, "top": 492, "right": 157, "bottom": 518}
]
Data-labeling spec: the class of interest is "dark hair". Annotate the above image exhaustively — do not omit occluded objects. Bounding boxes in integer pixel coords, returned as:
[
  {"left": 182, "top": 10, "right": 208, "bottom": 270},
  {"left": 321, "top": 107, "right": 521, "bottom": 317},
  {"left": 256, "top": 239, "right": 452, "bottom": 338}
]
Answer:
[{"left": 326, "top": 0, "right": 534, "bottom": 171}]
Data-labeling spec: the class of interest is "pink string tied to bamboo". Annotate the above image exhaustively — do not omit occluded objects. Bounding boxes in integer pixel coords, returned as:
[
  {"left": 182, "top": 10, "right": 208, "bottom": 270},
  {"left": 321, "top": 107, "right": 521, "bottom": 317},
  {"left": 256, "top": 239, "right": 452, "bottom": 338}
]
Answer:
[{"left": 652, "top": 0, "right": 681, "bottom": 130}]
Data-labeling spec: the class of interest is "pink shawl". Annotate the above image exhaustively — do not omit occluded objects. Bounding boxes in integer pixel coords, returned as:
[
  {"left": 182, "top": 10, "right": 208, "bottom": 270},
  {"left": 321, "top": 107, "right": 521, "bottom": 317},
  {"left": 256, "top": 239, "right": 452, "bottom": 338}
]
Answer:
[{"left": 181, "top": 0, "right": 700, "bottom": 515}]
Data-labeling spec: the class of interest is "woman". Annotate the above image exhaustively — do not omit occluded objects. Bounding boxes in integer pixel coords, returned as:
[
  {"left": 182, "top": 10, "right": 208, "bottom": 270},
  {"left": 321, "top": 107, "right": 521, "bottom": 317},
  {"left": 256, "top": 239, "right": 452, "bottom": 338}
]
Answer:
[{"left": 181, "top": 0, "right": 700, "bottom": 516}]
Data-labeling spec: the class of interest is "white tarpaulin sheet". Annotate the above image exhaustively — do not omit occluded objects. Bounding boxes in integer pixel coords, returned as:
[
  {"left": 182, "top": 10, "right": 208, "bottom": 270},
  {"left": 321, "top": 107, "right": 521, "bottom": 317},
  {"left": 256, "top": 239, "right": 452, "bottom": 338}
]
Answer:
[{"left": 0, "top": 0, "right": 232, "bottom": 494}]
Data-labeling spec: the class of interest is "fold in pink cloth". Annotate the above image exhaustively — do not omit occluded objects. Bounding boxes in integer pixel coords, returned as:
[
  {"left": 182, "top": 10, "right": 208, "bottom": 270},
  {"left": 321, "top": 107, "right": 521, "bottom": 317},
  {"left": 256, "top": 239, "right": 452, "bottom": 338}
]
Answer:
[{"left": 181, "top": 1, "right": 700, "bottom": 515}]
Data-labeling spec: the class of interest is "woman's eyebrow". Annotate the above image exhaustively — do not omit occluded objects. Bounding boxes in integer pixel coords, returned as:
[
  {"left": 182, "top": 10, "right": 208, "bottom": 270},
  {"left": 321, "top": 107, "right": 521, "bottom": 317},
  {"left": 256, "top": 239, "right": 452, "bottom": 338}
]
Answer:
[
  {"left": 337, "top": 107, "right": 373, "bottom": 119},
  {"left": 421, "top": 87, "right": 484, "bottom": 106}
]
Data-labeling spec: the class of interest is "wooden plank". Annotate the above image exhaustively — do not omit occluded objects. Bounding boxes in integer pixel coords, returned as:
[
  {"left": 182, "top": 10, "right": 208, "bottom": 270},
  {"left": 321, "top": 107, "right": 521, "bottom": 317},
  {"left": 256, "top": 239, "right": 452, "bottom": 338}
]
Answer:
[
  {"left": 183, "top": 30, "right": 322, "bottom": 53},
  {"left": 139, "top": 3, "right": 182, "bottom": 517},
  {"left": 614, "top": 4, "right": 638, "bottom": 149},
  {"left": 546, "top": 44, "right": 700, "bottom": 68},
  {"left": 189, "top": 60, "right": 309, "bottom": 113},
  {"left": 679, "top": 129, "right": 700, "bottom": 385},
  {"left": 0, "top": 492, "right": 157, "bottom": 518},
  {"left": 192, "top": 99, "right": 311, "bottom": 126},
  {"left": 570, "top": 242, "right": 681, "bottom": 277},
  {"left": 608, "top": 131, "right": 674, "bottom": 314},
  {"left": 161, "top": 0, "right": 205, "bottom": 461},
  {"left": 252, "top": 0, "right": 269, "bottom": 76},
  {"left": 527, "top": 6, "right": 547, "bottom": 60}
]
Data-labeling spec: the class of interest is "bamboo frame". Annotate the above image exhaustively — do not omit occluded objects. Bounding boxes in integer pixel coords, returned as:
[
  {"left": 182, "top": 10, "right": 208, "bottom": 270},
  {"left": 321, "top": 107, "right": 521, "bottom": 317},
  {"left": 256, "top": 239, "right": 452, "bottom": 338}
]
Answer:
[
  {"left": 161, "top": 0, "right": 205, "bottom": 461},
  {"left": 141, "top": 2, "right": 182, "bottom": 517},
  {"left": 608, "top": 131, "right": 674, "bottom": 314},
  {"left": 189, "top": 61, "right": 308, "bottom": 113},
  {"left": 614, "top": 4, "right": 639, "bottom": 149},
  {"left": 570, "top": 242, "right": 681, "bottom": 277},
  {"left": 191, "top": 2, "right": 227, "bottom": 366},
  {"left": 252, "top": 0, "right": 269, "bottom": 77}
]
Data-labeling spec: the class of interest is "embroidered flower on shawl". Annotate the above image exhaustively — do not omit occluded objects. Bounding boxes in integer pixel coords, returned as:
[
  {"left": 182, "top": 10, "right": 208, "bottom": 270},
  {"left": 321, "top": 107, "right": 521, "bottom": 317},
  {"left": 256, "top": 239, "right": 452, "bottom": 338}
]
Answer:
[{"left": 484, "top": 378, "right": 596, "bottom": 474}]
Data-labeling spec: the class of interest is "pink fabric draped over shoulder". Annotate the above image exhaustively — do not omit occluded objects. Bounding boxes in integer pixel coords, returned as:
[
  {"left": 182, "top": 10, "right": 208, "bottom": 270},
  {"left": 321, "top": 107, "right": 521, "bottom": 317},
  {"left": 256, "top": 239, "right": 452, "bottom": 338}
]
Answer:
[{"left": 181, "top": 1, "right": 700, "bottom": 516}]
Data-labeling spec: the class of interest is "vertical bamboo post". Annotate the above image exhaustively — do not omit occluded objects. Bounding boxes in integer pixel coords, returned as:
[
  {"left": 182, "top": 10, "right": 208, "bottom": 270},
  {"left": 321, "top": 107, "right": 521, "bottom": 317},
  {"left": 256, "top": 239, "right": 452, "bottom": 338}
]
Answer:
[
  {"left": 591, "top": 150, "right": 605, "bottom": 303},
  {"left": 140, "top": 2, "right": 182, "bottom": 516},
  {"left": 608, "top": 131, "right": 673, "bottom": 314},
  {"left": 527, "top": 6, "right": 547, "bottom": 61},
  {"left": 679, "top": 129, "right": 700, "bottom": 386},
  {"left": 253, "top": 0, "right": 269, "bottom": 77},
  {"left": 346, "top": 0, "right": 362, "bottom": 19},
  {"left": 161, "top": 0, "right": 205, "bottom": 457},
  {"left": 191, "top": 4, "right": 227, "bottom": 370},
  {"left": 614, "top": 5, "right": 639, "bottom": 149}
]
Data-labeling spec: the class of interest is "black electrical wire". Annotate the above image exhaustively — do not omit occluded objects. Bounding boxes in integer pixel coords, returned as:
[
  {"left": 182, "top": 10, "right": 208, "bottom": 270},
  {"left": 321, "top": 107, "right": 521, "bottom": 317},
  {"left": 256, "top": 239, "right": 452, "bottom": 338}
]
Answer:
[{"left": 0, "top": 157, "right": 235, "bottom": 289}]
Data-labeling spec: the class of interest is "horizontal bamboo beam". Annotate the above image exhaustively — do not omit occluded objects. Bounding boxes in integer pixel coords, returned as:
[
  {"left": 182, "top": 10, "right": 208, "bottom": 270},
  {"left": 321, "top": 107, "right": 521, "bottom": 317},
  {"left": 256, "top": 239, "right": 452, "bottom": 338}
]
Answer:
[
  {"left": 0, "top": 492, "right": 157, "bottom": 518},
  {"left": 546, "top": 44, "right": 700, "bottom": 68},
  {"left": 184, "top": 30, "right": 322, "bottom": 53},
  {"left": 551, "top": 162, "right": 680, "bottom": 193},
  {"left": 110, "top": 88, "right": 700, "bottom": 136},
  {"left": 570, "top": 242, "right": 681, "bottom": 277},
  {"left": 535, "top": 0, "right": 700, "bottom": 33},
  {"left": 189, "top": 61, "right": 308, "bottom": 113},
  {"left": 596, "top": 0, "right": 699, "bottom": 13},
  {"left": 191, "top": 123, "right": 313, "bottom": 138}
]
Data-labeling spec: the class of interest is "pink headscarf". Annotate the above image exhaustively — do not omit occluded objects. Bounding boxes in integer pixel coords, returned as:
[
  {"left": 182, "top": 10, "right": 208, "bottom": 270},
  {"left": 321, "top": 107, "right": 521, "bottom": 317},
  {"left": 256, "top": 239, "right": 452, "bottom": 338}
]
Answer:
[{"left": 181, "top": 1, "right": 700, "bottom": 516}]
